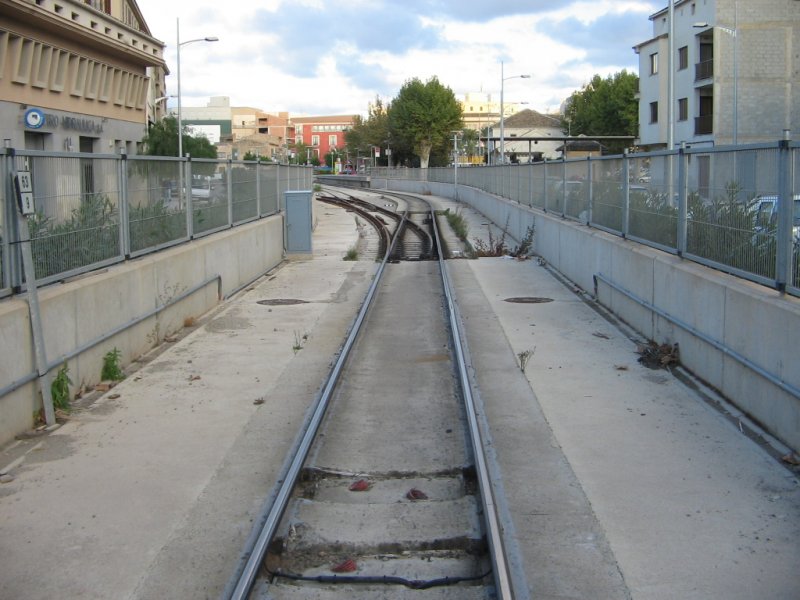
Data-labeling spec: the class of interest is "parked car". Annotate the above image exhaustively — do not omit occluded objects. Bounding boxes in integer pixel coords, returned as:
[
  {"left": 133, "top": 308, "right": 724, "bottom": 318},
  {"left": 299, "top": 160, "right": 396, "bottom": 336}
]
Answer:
[{"left": 752, "top": 194, "right": 800, "bottom": 243}]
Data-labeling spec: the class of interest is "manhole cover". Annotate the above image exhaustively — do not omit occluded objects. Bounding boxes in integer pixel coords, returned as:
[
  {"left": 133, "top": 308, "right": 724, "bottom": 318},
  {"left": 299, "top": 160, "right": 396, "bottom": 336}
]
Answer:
[
  {"left": 504, "top": 297, "right": 553, "bottom": 304},
  {"left": 257, "top": 299, "right": 309, "bottom": 306}
]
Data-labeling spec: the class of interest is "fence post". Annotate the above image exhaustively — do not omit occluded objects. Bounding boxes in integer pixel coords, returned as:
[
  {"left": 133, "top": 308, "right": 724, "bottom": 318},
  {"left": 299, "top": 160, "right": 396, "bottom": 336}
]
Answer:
[
  {"left": 227, "top": 159, "right": 233, "bottom": 227},
  {"left": 276, "top": 163, "right": 282, "bottom": 212},
  {"left": 586, "top": 156, "right": 593, "bottom": 225},
  {"left": 542, "top": 161, "right": 548, "bottom": 211},
  {"left": 1, "top": 147, "right": 20, "bottom": 291},
  {"left": 256, "top": 160, "right": 262, "bottom": 218},
  {"left": 622, "top": 149, "right": 630, "bottom": 237},
  {"left": 677, "top": 143, "right": 688, "bottom": 256},
  {"left": 561, "top": 159, "right": 567, "bottom": 217},
  {"left": 119, "top": 150, "right": 131, "bottom": 257},
  {"left": 8, "top": 149, "right": 54, "bottom": 425},
  {"left": 775, "top": 134, "right": 792, "bottom": 291},
  {"left": 185, "top": 157, "right": 194, "bottom": 238}
]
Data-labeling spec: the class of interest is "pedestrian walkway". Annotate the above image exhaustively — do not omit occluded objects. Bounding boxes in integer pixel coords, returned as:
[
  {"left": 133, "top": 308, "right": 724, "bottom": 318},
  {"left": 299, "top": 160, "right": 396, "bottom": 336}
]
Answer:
[{"left": 1, "top": 192, "right": 798, "bottom": 600}]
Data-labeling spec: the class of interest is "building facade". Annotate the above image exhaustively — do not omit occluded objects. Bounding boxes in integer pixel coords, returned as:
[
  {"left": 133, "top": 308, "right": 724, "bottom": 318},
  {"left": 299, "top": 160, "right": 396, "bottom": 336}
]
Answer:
[
  {"left": 291, "top": 114, "right": 356, "bottom": 164},
  {"left": 486, "top": 109, "right": 564, "bottom": 163},
  {"left": 635, "top": 0, "right": 800, "bottom": 150},
  {"left": 0, "top": 0, "right": 167, "bottom": 154},
  {"left": 459, "top": 91, "right": 525, "bottom": 133}
]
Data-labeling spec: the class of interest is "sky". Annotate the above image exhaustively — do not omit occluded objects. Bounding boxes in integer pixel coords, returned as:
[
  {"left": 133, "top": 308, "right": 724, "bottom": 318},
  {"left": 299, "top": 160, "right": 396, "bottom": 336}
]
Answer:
[{"left": 134, "top": 0, "right": 661, "bottom": 118}]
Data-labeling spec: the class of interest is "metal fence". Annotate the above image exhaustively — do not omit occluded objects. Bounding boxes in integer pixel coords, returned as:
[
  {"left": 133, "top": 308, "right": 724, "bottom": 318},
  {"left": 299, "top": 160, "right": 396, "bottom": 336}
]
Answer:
[
  {"left": 1, "top": 149, "right": 313, "bottom": 297},
  {"left": 375, "top": 139, "right": 800, "bottom": 296}
]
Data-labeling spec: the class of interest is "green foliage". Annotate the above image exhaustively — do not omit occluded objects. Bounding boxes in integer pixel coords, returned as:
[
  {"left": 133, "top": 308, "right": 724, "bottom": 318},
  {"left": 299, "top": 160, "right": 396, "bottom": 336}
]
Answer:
[
  {"left": 444, "top": 209, "right": 468, "bottom": 242},
  {"left": 686, "top": 184, "right": 771, "bottom": 276},
  {"left": 290, "top": 141, "right": 317, "bottom": 165},
  {"left": 101, "top": 347, "right": 125, "bottom": 381},
  {"left": 346, "top": 97, "right": 392, "bottom": 166},
  {"left": 129, "top": 201, "right": 186, "bottom": 252},
  {"left": 564, "top": 70, "right": 639, "bottom": 154},
  {"left": 343, "top": 246, "right": 358, "bottom": 261},
  {"left": 141, "top": 116, "right": 218, "bottom": 160},
  {"left": 28, "top": 193, "right": 120, "bottom": 279},
  {"left": 51, "top": 363, "right": 72, "bottom": 411},
  {"left": 388, "top": 76, "right": 463, "bottom": 168}
]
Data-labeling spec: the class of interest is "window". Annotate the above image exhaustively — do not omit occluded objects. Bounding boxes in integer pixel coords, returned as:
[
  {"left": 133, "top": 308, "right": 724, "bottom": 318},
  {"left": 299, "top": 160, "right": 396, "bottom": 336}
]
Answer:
[
  {"left": 650, "top": 101, "right": 658, "bottom": 124},
  {"left": 650, "top": 52, "right": 658, "bottom": 75},
  {"left": 311, "top": 135, "right": 320, "bottom": 146},
  {"left": 328, "top": 134, "right": 337, "bottom": 146},
  {"left": 678, "top": 46, "right": 688, "bottom": 70},
  {"left": 678, "top": 98, "right": 688, "bottom": 121}
]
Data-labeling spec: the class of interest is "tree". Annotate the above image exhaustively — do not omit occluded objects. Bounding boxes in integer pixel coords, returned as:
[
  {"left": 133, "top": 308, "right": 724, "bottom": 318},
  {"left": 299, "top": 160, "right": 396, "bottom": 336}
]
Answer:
[
  {"left": 141, "top": 116, "right": 218, "bottom": 159},
  {"left": 346, "top": 97, "right": 391, "bottom": 166},
  {"left": 563, "top": 70, "right": 639, "bottom": 154},
  {"left": 388, "top": 77, "right": 463, "bottom": 169}
]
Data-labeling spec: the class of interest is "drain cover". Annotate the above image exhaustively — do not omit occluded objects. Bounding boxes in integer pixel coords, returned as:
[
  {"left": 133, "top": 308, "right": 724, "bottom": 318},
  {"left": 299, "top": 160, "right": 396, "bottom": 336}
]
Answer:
[
  {"left": 504, "top": 297, "right": 553, "bottom": 304},
  {"left": 257, "top": 299, "right": 309, "bottom": 306}
]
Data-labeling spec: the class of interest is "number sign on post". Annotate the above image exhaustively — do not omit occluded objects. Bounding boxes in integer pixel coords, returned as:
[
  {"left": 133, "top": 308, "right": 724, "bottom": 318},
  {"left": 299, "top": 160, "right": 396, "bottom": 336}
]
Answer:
[{"left": 14, "top": 170, "right": 35, "bottom": 215}]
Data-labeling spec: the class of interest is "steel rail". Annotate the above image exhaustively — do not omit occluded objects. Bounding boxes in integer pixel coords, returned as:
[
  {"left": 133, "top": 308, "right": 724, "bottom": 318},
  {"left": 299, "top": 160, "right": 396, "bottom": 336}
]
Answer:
[
  {"left": 223, "top": 197, "right": 405, "bottom": 600},
  {"left": 431, "top": 209, "right": 515, "bottom": 599}
]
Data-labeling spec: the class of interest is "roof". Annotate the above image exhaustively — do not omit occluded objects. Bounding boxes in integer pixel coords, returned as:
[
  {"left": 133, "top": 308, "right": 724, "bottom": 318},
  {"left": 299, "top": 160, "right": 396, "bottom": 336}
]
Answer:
[
  {"left": 496, "top": 109, "right": 563, "bottom": 129},
  {"left": 556, "top": 139, "right": 606, "bottom": 152},
  {"left": 290, "top": 115, "right": 358, "bottom": 125}
]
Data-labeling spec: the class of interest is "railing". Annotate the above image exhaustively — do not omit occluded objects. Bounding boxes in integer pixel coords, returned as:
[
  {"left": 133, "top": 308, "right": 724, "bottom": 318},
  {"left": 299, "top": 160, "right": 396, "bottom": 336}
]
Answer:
[
  {"left": 0, "top": 149, "right": 313, "bottom": 298},
  {"left": 373, "top": 139, "right": 800, "bottom": 296},
  {"left": 695, "top": 59, "right": 714, "bottom": 81}
]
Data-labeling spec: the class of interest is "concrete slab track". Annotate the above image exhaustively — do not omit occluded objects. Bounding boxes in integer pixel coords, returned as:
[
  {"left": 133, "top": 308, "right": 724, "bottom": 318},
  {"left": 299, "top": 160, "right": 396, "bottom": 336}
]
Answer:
[{"left": 0, "top": 195, "right": 798, "bottom": 600}]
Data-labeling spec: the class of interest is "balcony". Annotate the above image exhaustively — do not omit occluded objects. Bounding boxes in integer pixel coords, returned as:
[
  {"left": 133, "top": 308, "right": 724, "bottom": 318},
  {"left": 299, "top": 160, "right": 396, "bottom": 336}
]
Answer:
[
  {"left": 695, "top": 115, "right": 713, "bottom": 135},
  {"left": 695, "top": 60, "right": 713, "bottom": 81}
]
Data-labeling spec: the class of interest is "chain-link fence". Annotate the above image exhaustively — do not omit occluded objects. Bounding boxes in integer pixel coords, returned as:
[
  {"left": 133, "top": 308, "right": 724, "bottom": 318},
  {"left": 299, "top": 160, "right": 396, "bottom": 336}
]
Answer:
[
  {"left": 374, "top": 139, "right": 799, "bottom": 296},
  {"left": 1, "top": 149, "right": 313, "bottom": 297}
]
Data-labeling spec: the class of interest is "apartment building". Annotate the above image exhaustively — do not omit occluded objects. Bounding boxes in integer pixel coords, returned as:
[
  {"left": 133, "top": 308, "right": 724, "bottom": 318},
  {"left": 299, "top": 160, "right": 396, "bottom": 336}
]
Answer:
[
  {"left": 459, "top": 91, "right": 525, "bottom": 133},
  {"left": 0, "top": 0, "right": 167, "bottom": 154},
  {"left": 291, "top": 114, "right": 356, "bottom": 164},
  {"left": 634, "top": 0, "right": 800, "bottom": 150}
]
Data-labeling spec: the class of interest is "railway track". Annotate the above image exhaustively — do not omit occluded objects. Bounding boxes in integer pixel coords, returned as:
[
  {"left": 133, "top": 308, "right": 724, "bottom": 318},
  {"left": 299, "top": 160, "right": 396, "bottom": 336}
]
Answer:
[
  {"left": 318, "top": 189, "right": 434, "bottom": 261},
  {"left": 224, "top": 191, "right": 517, "bottom": 599}
]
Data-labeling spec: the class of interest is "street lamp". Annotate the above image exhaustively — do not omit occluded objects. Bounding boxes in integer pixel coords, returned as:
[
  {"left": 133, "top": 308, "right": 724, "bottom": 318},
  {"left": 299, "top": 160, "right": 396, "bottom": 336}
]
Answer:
[
  {"left": 695, "top": 14, "right": 737, "bottom": 145},
  {"left": 500, "top": 61, "right": 530, "bottom": 164},
  {"left": 451, "top": 131, "right": 461, "bottom": 200},
  {"left": 176, "top": 18, "right": 218, "bottom": 158}
]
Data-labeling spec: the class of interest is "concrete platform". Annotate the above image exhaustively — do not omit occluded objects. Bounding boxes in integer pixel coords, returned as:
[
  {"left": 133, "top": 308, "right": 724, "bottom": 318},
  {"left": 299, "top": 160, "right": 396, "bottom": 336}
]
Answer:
[{"left": 1, "top": 194, "right": 799, "bottom": 600}]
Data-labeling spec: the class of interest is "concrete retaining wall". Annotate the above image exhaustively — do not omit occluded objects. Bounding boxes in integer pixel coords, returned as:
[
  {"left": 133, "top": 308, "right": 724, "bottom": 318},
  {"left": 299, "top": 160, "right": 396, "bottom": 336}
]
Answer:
[
  {"left": 0, "top": 215, "right": 284, "bottom": 446},
  {"left": 380, "top": 178, "right": 800, "bottom": 451}
]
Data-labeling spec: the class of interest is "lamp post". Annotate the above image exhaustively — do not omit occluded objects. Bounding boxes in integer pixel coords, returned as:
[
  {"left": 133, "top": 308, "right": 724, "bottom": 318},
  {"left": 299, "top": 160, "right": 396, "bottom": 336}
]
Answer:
[
  {"left": 176, "top": 18, "right": 218, "bottom": 158},
  {"left": 451, "top": 131, "right": 461, "bottom": 199},
  {"left": 695, "top": 11, "right": 737, "bottom": 144},
  {"left": 500, "top": 61, "right": 530, "bottom": 164}
]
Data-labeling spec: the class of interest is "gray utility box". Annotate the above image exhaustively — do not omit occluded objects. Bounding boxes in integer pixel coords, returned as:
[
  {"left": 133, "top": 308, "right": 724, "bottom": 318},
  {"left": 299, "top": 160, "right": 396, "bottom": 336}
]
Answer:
[{"left": 284, "top": 190, "right": 313, "bottom": 254}]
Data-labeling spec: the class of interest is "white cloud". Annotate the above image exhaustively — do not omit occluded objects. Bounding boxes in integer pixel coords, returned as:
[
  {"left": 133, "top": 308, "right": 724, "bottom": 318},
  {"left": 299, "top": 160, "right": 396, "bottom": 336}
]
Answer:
[{"left": 136, "top": 0, "right": 657, "bottom": 116}]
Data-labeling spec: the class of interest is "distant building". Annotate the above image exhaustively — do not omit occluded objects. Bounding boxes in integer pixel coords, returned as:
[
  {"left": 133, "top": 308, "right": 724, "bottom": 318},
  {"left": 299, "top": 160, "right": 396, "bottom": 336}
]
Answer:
[
  {"left": 177, "top": 97, "right": 290, "bottom": 160},
  {"left": 459, "top": 91, "right": 525, "bottom": 133},
  {"left": 291, "top": 114, "right": 356, "bottom": 164},
  {"left": 487, "top": 109, "right": 564, "bottom": 163},
  {"left": 634, "top": 0, "right": 800, "bottom": 150},
  {"left": 555, "top": 138, "right": 605, "bottom": 159},
  {"left": 0, "top": 0, "right": 167, "bottom": 154}
]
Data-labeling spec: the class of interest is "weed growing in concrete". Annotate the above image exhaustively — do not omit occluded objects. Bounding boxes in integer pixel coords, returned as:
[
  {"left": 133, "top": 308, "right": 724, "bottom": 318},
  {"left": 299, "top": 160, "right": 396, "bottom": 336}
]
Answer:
[
  {"left": 343, "top": 247, "right": 359, "bottom": 261},
  {"left": 292, "top": 331, "right": 309, "bottom": 354},
  {"left": 517, "top": 348, "right": 535, "bottom": 372},
  {"left": 51, "top": 363, "right": 72, "bottom": 411},
  {"left": 444, "top": 209, "right": 469, "bottom": 242},
  {"left": 101, "top": 348, "right": 125, "bottom": 381}
]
